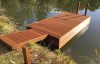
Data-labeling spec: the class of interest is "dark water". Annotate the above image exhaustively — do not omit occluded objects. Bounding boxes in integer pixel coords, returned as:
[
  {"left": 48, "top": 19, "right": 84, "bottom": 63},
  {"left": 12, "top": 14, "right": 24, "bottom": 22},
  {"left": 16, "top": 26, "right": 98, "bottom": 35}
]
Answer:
[{"left": 1, "top": 0, "right": 100, "bottom": 64}]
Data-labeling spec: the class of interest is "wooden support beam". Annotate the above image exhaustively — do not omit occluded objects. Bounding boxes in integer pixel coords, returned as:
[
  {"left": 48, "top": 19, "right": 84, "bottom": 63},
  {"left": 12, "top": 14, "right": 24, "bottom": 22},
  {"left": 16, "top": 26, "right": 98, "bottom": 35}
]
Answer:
[
  {"left": 84, "top": 3, "right": 89, "bottom": 15},
  {"left": 76, "top": 2, "right": 80, "bottom": 14},
  {"left": 22, "top": 47, "right": 31, "bottom": 64}
]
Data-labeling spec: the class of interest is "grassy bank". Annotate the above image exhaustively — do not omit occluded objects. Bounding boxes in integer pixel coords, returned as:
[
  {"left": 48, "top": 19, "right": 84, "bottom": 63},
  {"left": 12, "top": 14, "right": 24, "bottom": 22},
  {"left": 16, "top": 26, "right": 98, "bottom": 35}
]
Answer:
[
  {"left": 29, "top": 41, "right": 76, "bottom": 64},
  {"left": 0, "top": 42, "right": 76, "bottom": 64}
]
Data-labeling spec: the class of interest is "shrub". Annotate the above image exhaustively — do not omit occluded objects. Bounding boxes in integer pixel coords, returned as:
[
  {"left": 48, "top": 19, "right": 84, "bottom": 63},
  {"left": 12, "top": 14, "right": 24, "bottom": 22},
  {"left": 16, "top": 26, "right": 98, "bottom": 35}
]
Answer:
[{"left": 0, "top": 16, "right": 17, "bottom": 35}]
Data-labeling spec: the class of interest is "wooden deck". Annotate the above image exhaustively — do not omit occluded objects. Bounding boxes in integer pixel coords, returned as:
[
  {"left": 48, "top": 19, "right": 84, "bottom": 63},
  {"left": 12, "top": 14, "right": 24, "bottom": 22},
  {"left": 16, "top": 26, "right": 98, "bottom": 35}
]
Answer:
[
  {"left": 0, "top": 29, "right": 47, "bottom": 49},
  {"left": 0, "top": 12, "right": 91, "bottom": 49},
  {"left": 27, "top": 12, "right": 91, "bottom": 49}
]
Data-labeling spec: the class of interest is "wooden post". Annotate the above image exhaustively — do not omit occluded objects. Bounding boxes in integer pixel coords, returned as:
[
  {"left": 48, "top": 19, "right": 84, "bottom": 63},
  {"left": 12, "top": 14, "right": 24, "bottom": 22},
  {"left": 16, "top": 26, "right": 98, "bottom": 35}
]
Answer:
[
  {"left": 22, "top": 47, "right": 31, "bottom": 64},
  {"left": 84, "top": 3, "right": 89, "bottom": 15},
  {"left": 76, "top": 2, "right": 80, "bottom": 14}
]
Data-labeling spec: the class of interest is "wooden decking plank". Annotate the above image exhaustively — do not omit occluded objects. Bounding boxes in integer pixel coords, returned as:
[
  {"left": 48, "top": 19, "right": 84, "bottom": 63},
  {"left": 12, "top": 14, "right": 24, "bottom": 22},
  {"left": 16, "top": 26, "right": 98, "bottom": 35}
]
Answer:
[
  {"left": 19, "top": 30, "right": 45, "bottom": 42},
  {"left": 6, "top": 31, "right": 30, "bottom": 44},
  {"left": 5, "top": 34, "right": 23, "bottom": 44},
  {"left": 31, "top": 23, "right": 61, "bottom": 34},
  {"left": 9, "top": 31, "right": 32, "bottom": 44},
  {"left": 30, "top": 26, "right": 60, "bottom": 38},
  {"left": 38, "top": 21, "right": 71, "bottom": 34},
  {"left": 0, "top": 29, "right": 48, "bottom": 49},
  {"left": 6, "top": 29, "right": 47, "bottom": 44},
  {"left": 0, "top": 36, "right": 18, "bottom": 48},
  {"left": 39, "top": 21, "right": 72, "bottom": 36},
  {"left": 28, "top": 23, "right": 61, "bottom": 38}
]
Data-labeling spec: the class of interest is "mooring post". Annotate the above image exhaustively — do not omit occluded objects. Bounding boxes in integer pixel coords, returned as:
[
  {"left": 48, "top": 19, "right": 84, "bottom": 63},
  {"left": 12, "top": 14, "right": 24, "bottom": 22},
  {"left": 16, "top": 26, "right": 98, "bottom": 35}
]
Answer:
[
  {"left": 84, "top": 3, "right": 89, "bottom": 16},
  {"left": 76, "top": 2, "right": 80, "bottom": 14},
  {"left": 22, "top": 47, "right": 31, "bottom": 64}
]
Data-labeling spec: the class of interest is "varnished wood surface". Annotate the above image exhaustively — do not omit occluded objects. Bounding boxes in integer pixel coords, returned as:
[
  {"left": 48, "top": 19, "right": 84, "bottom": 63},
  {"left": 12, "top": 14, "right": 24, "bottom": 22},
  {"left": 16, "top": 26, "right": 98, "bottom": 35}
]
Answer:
[
  {"left": 0, "top": 12, "right": 91, "bottom": 49},
  {"left": 28, "top": 12, "right": 89, "bottom": 38},
  {"left": 28, "top": 12, "right": 91, "bottom": 48},
  {"left": 0, "top": 29, "right": 47, "bottom": 49}
]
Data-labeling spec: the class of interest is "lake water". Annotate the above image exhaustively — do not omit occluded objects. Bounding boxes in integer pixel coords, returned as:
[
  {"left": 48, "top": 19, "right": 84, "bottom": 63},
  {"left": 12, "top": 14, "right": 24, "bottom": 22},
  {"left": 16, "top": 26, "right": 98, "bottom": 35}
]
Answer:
[{"left": 1, "top": 0, "right": 100, "bottom": 64}]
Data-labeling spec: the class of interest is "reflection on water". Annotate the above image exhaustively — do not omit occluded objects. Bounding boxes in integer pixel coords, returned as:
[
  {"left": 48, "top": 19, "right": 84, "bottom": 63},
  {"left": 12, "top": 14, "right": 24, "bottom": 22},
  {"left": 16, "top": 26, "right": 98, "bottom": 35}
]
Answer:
[
  {"left": 1, "top": 0, "right": 100, "bottom": 64},
  {"left": 62, "top": 9, "right": 100, "bottom": 64}
]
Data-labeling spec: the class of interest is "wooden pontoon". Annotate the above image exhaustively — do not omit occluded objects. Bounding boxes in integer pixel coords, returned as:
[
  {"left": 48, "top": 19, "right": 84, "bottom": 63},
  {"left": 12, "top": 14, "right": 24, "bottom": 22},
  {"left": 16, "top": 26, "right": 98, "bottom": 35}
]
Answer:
[
  {"left": 0, "top": 12, "right": 91, "bottom": 49},
  {"left": 0, "top": 12, "right": 91, "bottom": 64},
  {"left": 27, "top": 12, "right": 91, "bottom": 49}
]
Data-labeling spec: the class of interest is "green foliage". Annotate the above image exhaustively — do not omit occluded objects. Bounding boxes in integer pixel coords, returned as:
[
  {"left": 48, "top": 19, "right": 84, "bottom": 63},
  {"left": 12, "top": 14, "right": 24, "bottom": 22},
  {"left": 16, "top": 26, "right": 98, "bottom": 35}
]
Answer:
[
  {"left": 54, "top": 49, "right": 76, "bottom": 64},
  {"left": 27, "top": 40, "right": 36, "bottom": 49},
  {"left": 54, "top": 49, "right": 64, "bottom": 56},
  {"left": 0, "top": 16, "right": 17, "bottom": 35},
  {"left": 29, "top": 40, "right": 76, "bottom": 64},
  {"left": 0, "top": 49, "right": 24, "bottom": 64},
  {"left": 0, "top": 1, "right": 17, "bottom": 35},
  {"left": 0, "top": 40, "right": 76, "bottom": 64}
]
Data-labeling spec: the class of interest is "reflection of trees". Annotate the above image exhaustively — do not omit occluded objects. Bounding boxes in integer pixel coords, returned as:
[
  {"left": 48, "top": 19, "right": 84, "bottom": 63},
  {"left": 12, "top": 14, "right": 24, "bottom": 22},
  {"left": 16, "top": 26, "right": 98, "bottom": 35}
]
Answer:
[
  {"left": 0, "top": 1, "right": 5, "bottom": 15},
  {"left": 0, "top": 0, "right": 100, "bottom": 24},
  {"left": 33, "top": 0, "right": 53, "bottom": 20},
  {"left": 16, "top": 0, "right": 36, "bottom": 23},
  {"left": 55, "top": 0, "right": 77, "bottom": 12},
  {"left": 1, "top": 0, "right": 36, "bottom": 24},
  {"left": 87, "top": 0, "right": 100, "bottom": 11},
  {"left": 34, "top": 0, "right": 47, "bottom": 20},
  {"left": 1, "top": 0, "right": 20, "bottom": 18},
  {"left": 54, "top": 0, "right": 100, "bottom": 12}
]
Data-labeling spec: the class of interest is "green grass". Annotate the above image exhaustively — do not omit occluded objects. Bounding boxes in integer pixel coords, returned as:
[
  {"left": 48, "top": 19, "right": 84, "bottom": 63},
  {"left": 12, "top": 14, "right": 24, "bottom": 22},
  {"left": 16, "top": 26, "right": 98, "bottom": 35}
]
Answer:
[
  {"left": 0, "top": 41, "right": 76, "bottom": 64},
  {"left": 0, "top": 49, "right": 24, "bottom": 64},
  {"left": 28, "top": 41, "right": 77, "bottom": 64}
]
